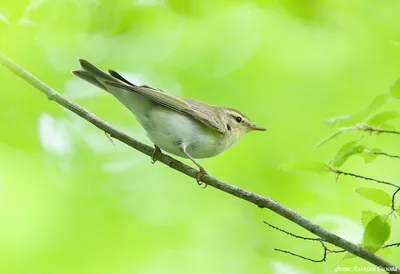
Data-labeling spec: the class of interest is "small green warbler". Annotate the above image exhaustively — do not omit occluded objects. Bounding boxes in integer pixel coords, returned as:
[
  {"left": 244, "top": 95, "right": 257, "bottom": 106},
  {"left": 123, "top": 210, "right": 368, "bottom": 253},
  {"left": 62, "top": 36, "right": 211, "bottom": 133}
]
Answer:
[{"left": 72, "top": 59, "right": 266, "bottom": 186}]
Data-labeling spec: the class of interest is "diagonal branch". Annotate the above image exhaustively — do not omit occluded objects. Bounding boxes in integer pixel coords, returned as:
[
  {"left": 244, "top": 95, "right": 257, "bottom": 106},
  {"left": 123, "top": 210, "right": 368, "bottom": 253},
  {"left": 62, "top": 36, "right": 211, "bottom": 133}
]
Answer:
[{"left": 1, "top": 53, "right": 399, "bottom": 274}]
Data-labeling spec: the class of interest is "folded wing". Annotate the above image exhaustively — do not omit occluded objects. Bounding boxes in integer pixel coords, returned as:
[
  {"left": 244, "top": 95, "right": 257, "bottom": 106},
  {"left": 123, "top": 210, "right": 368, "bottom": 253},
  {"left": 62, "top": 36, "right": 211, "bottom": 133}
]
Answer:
[{"left": 72, "top": 59, "right": 226, "bottom": 133}]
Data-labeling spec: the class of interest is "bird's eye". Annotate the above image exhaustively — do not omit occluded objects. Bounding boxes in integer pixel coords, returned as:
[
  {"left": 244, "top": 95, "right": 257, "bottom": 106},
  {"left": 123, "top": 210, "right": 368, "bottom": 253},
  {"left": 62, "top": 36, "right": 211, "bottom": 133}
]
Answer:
[{"left": 235, "top": 116, "right": 242, "bottom": 123}]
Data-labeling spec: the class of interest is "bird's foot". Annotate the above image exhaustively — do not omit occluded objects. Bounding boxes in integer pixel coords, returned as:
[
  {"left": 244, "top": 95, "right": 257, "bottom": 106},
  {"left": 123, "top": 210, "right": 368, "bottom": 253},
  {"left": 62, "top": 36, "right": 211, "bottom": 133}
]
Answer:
[
  {"left": 196, "top": 167, "right": 208, "bottom": 188},
  {"left": 151, "top": 145, "right": 161, "bottom": 164}
]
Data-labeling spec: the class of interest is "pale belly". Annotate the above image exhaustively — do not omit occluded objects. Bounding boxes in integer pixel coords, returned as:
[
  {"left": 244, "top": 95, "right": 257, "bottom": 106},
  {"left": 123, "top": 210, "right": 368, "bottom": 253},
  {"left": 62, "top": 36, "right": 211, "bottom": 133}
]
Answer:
[
  {"left": 141, "top": 108, "right": 227, "bottom": 159},
  {"left": 105, "top": 86, "right": 232, "bottom": 159}
]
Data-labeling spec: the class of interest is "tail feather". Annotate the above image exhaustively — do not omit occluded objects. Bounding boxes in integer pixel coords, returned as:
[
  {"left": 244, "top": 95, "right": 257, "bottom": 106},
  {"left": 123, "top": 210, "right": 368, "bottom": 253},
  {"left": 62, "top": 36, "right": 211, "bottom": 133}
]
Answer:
[
  {"left": 72, "top": 59, "right": 141, "bottom": 94},
  {"left": 108, "top": 69, "right": 135, "bottom": 86},
  {"left": 78, "top": 59, "right": 116, "bottom": 82},
  {"left": 72, "top": 59, "right": 131, "bottom": 92},
  {"left": 71, "top": 70, "right": 107, "bottom": 90}
]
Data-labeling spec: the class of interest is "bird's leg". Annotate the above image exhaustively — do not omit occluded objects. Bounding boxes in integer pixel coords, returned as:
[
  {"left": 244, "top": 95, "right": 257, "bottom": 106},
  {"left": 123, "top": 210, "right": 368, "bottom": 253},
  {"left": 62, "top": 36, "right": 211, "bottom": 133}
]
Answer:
[
  {"left": 179, "top": 145, "right": 208, "bottom": 188},
  {"left": 151, "top": 145, "right": 161, "bottom": 164}
]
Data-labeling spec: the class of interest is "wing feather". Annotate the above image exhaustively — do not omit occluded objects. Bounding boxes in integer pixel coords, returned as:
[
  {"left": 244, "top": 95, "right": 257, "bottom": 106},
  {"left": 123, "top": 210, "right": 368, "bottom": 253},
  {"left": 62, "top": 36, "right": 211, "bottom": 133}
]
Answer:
[
  {"left": 75, "top": 59, "right": 226, "bottom": 133},
  {"left": 104, "top": 81, "right": 225, "bottom": 133},
  {"left": 183, "top": 99, "right": 226, "bottom": 133}
]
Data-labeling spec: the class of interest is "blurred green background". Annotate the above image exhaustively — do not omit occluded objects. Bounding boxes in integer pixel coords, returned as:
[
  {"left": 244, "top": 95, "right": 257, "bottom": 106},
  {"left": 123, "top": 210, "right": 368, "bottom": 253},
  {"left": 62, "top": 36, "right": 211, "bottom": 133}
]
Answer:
[{"left": 1, "top": 0, "right": 400, "bottom": 273}]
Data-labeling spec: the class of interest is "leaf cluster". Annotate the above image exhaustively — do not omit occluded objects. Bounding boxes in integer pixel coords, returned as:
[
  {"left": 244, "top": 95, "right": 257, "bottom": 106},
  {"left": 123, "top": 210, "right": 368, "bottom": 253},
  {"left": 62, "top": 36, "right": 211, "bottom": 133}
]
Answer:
[{"left": 281, "top": 78, "right": 400, "bottom": 257}]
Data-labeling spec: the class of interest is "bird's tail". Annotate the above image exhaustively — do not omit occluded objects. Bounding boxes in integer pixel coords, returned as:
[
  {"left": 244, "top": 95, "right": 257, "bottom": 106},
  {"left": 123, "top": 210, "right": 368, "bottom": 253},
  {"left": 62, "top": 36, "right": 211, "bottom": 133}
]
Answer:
[{"left": 71, "top": 59, "right": 134, "bottom": 91}]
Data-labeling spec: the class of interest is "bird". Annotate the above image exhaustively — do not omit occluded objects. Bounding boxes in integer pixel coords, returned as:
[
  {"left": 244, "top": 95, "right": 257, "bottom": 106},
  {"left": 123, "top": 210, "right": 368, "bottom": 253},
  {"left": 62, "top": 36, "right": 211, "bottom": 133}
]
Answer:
[{"left": 72, "top": 59, "right": 266, "bottom": 186}]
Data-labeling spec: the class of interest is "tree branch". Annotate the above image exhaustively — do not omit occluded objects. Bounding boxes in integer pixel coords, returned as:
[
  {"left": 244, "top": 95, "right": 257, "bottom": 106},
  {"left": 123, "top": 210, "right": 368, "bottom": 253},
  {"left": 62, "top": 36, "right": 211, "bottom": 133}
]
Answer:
[
  {"left": 332, "top": 169, "right": 400, "bottom": 212},
  {"left": 1, "top": 53, "right": 399, "bottom": 274}
]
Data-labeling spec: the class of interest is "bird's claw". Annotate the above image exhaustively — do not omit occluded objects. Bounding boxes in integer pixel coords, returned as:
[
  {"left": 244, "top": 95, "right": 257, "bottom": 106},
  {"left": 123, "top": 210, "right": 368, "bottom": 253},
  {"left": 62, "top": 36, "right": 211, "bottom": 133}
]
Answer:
[{"left": 196, "top": 168, "right": 208, "bottom": 188}]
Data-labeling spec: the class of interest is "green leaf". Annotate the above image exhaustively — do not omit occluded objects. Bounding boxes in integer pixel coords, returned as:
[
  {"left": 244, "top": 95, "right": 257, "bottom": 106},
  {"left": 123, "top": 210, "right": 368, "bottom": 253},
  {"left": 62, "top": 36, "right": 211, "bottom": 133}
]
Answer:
[
  {"left": 355, "top": 188, "right": 392, "bottom": 207},
  {"left": 314, "top": 131, "right": 342, "bottom": 150},
  {"left": 362, "top": 94, "right": 389, "bottom": 115},
  {"left": 361, "top": 211, "right": 378, "bottom": 228},
  {"left": 377, "top": 247, "right": 392, "bottom": 257},
  {"left": 360, "top": 148, "right": 381, "bottom": 164},
  {"left": 324, "top": 114, "right": 354, "bottom": 127},
  {"left": 390, "top": 79, "right": 400, "bottom": 98},
  {"left": 367, "top": 111, "right": 399, "bottom": 127},
  {"left": 331, "top": 141, "right": 365, "bottom": 167},
  {"left": 360, "top": 151, "right": 377, "bottom": 164},
  {"left": 362, "top": 215, "right": 391, "bottom": 252},
  {"left": 379, "top": 124, "right": 397, "bottom": 131},
  {"left": 324, "top": 95, "right": 388, "bottom": 129},
  {"left": 344, "top": 239, "right": 392, "bottom": 259},
  {"left": 279, "top": 161, "right": 331, "bottom": 174},
  {"left": 346, "top": 94, "right": 390, "bottom": 129}
]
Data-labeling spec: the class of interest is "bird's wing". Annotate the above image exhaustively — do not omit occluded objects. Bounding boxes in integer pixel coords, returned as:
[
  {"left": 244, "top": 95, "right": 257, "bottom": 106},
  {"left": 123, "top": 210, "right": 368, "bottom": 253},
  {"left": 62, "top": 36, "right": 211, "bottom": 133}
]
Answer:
[
  {"left": 74, "top": 59, "right": 226, "bottom": 133},
  {"left": 104, "top": 80, "right": 226, "bottom": 133},
  {"left": 183, "top": 98, "right": 226, "bottom": 134}
]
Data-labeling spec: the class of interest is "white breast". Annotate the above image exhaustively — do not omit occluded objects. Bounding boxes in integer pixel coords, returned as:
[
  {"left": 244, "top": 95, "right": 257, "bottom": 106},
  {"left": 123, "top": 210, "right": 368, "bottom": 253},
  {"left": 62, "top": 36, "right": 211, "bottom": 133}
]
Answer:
[
  {"left": 104, "top": 84, "right": 234, "bottom": 159},
  {"left": 142, "top": 107, "right": 227, "bottom": 159}
]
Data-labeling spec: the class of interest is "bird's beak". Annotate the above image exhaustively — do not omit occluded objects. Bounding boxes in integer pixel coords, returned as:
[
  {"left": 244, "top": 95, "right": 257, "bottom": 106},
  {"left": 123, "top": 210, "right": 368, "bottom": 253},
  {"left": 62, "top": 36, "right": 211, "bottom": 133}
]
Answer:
[{"left": 249, "top": 124, "right": 267, "bottom": 131}]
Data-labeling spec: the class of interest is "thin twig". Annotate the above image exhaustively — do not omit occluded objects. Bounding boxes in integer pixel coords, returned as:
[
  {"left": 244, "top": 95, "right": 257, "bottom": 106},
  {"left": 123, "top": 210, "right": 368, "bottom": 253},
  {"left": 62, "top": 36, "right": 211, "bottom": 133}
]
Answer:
[
  {"left": 327, "top": 248, "right": 346, "bottom": 254},
  {"left": 334, "top": 170, "right": 400, "bottom": 189},
  {"left": 384, "top": 243, "right": 400, "bottom": 248},
  {"left": 374, "top": 152, "right": 400, "bottom": 160},
  {"left": 265, "top": 221, "right": 398, "bottom": 263},
  {"left": 371, "top": 128, "right": 400, "bottom": 135},
  {"left": 392, "top": 188, "right": 400, "bottom": 212},
  {"left": 263, "top": 221, "right": 321, "bottom": 241},
  {"left": 352, "top": 124, "right": 400, "bottom": 136},
  {"left": 315, "top": 125, "right": 400, "bottom": 150},
  {"left": 265, "top": 220, "right": 328, "bottom": 262},
  {"left": 1, "top": 53, "right": 399, "bottom": 274},
  {"left": 274, "top": 242, "right": 327, "bottom": 263},
  {"left": 336, "top": 124, "right": 400, "bottom": 136},
  {"left": 332, "top": 169, "right": 400, "bottom": 212},
  {"left": 265, "top": 221, "right": 346, "bottom": 262}
]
